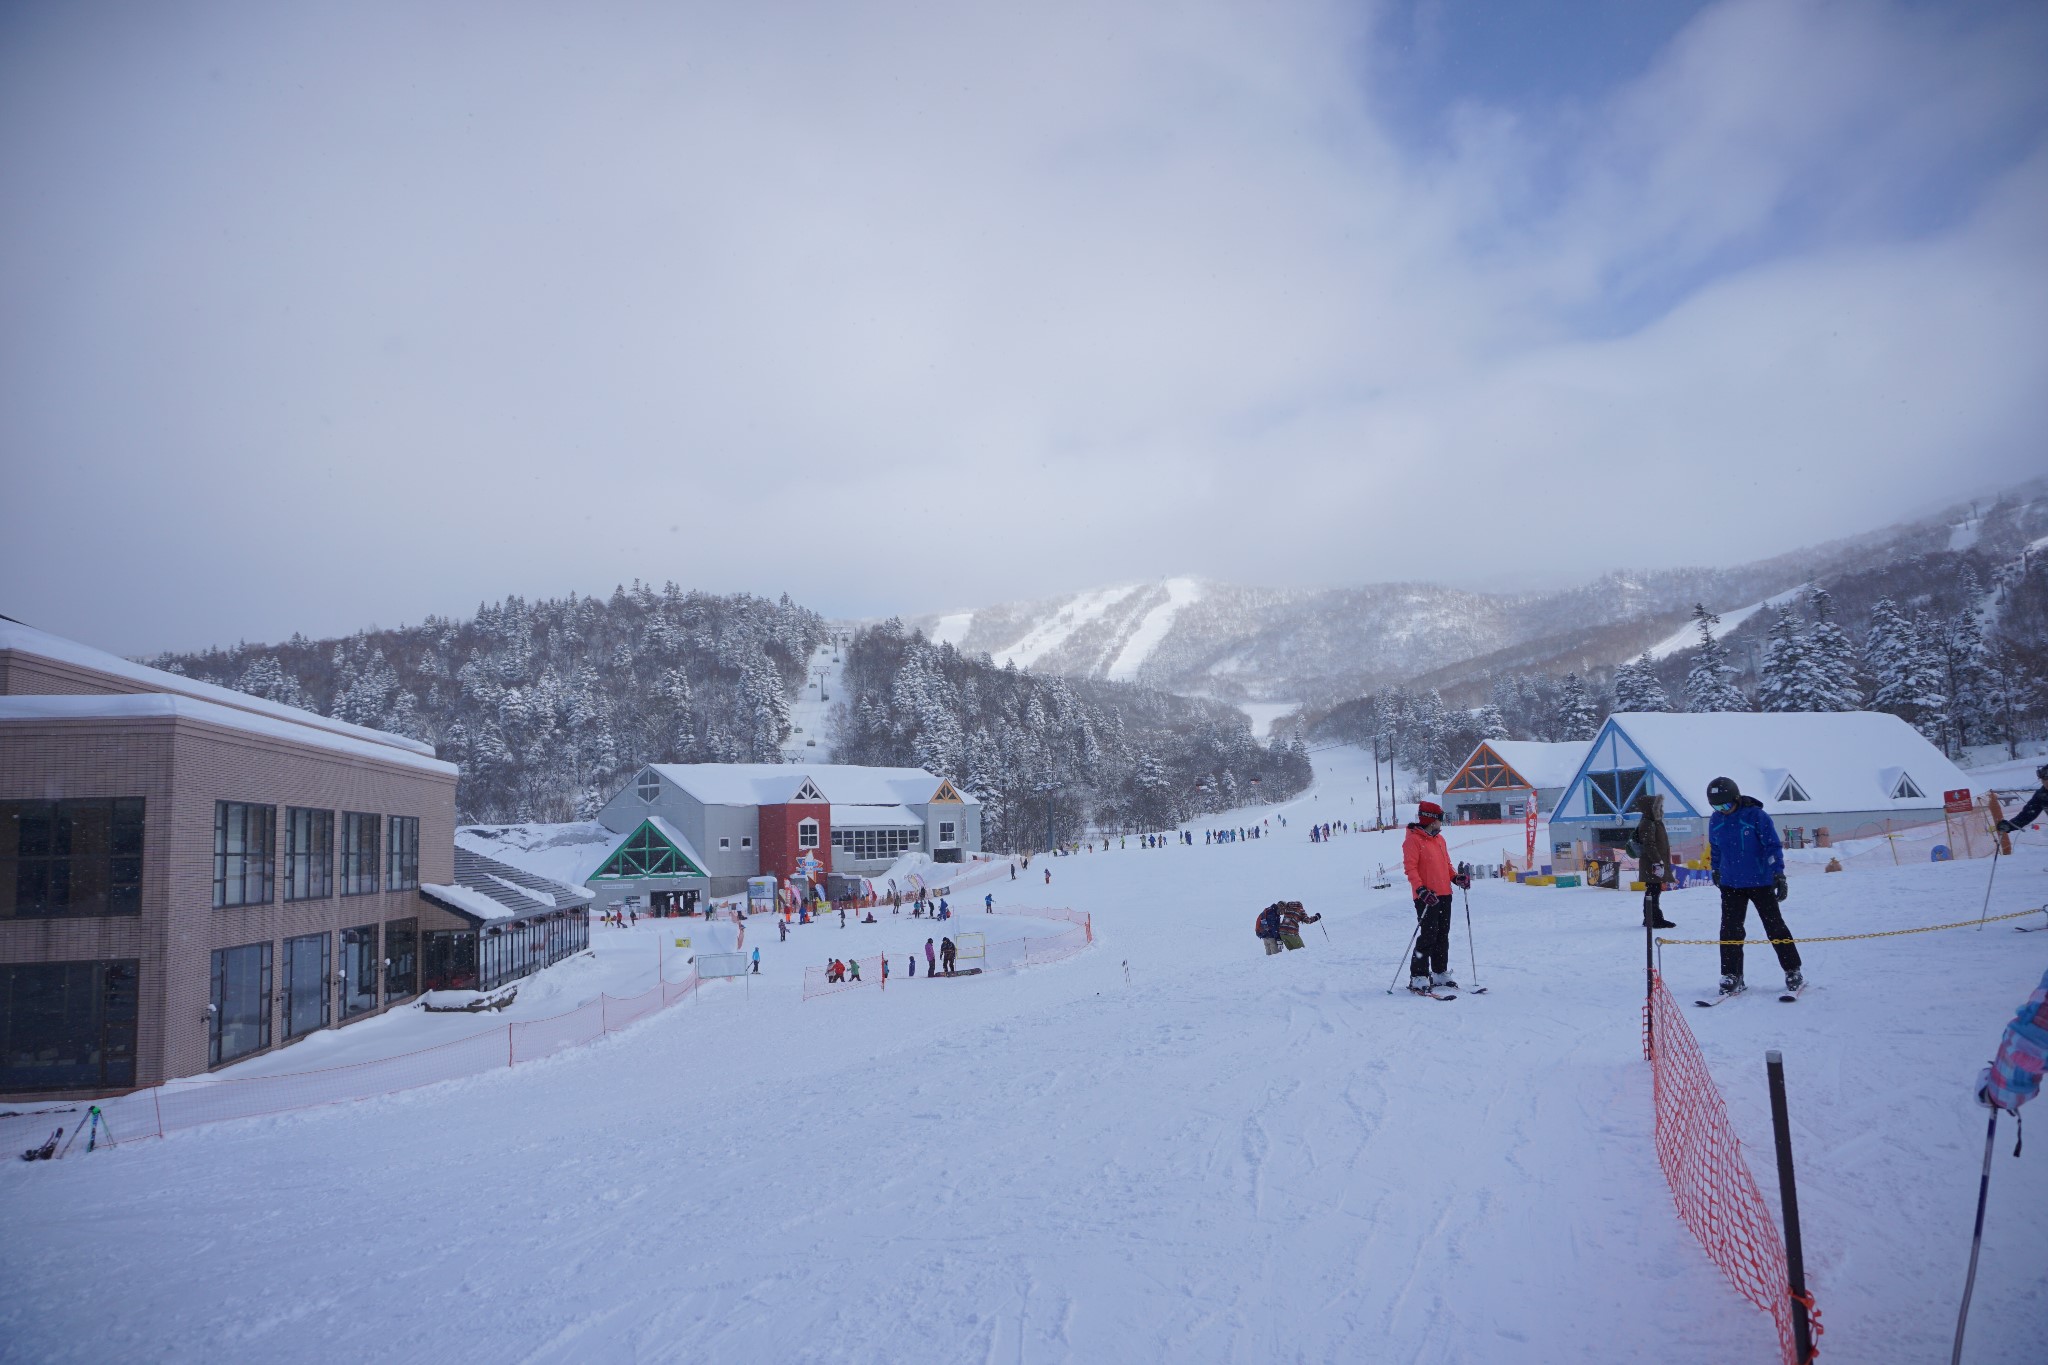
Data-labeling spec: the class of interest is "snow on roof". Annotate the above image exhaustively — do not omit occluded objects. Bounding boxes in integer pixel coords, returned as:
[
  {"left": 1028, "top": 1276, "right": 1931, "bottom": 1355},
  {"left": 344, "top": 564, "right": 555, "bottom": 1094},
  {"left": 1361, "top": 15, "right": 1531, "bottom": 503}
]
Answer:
[
  {"left": 0, "top": 693, "right": 458, "bottom": 776},
  {"left": 0, "top": 618, "right": 437, "bottom": 756},
  {"left": 829, "top": 804, "right": 924, "bottom": 829},
  {"left": 1470, "top": 740, "right": 1591, "bottom": 791},
  {"left": 419, "top": 881, "right": 523, "bottom": 924},
  {"left": 649, "top": 763, "right": 968, "bottom": 807},
  {"left": 457, "top": 817, "right": 710, "bottom": 886},
  {"left": 424, "top": 848, "right": 597, "bottom": 925},
  {"left": 1599, "top": 711, "right": 1969, "bottom": 815}
]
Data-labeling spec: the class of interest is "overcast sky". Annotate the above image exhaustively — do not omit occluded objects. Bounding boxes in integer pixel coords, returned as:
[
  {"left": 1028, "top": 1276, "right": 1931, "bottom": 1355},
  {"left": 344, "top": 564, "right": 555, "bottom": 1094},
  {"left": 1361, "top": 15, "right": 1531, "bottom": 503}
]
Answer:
[{"left": 4, "top": 0, "right": 2045, "bottom": 656}]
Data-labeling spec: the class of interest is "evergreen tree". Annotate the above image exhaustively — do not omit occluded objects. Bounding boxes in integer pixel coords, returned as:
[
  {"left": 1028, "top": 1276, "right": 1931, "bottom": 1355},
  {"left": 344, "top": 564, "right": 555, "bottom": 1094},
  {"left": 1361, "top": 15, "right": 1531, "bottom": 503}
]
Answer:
[
  {"left": 1472, "top": 703, "right": 1511, "bottom": 740},
  {"left": 1801, "top": 587, "right": 1862, "bottom": 711},
  {"left": 1553, "top": 672, "right": 1598, "bottom": 740},
  {"left": 1684, "top": 605, "right": 1748, "bottom": 712},
  {"left": 1613, "top": 653, "right": 1672, "bottom": 713},
  {"left": 1757, "top": 607, "right": 1821, "bottom": 712}
]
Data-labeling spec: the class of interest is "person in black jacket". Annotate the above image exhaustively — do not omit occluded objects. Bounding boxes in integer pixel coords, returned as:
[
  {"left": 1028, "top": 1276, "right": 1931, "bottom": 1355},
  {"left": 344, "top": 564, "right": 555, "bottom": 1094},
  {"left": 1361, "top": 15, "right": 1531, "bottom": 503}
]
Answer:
[
  {"left": 1628, "top": 792, "right": 1677, "bottom": 930},
  {"left": 1995, "top": 764, "right": 2048, "bottom": 834}
]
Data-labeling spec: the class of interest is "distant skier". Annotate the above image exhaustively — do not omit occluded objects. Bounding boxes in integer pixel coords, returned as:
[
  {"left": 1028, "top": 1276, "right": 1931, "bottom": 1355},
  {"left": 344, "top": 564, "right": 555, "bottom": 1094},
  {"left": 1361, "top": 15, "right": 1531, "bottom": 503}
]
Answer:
[
  {"left": 985, "top": 893, "right": 994, "bottom": 913},
  {"left": 925, "top": 937, "right": 937, "bottom": 976},
  {"left": 1707, "top": 776, "right": 1802, "bottom": 1000},
  {"left": 941, "top": 937, "right": 957, "bottom": 974},
  {"left": 778, "top": 918, "right": 788, "bottom": 942},
  {"left": 848, "top": 958, "right": 861, "bottom": 982},
  {"left": 1404, "top": 801, "right": 1469, "bottom": 992},
  {"left": 1995, "top": 764, "right": 2048, "bottom": 834},
  {"left": 751, "top": 947, "right": 760, "bottom": 975},
  {"left": 1044, "top": 868, "right": 1051, "bottom": 885},
  {"left": 1629, "top": 793, "right": 1677, "bottom": 930}
]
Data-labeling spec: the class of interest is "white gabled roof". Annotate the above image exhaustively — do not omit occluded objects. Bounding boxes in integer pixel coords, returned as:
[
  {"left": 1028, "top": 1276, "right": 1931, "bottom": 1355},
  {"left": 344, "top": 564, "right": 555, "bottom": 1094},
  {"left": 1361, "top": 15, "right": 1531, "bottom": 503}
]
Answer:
[
  {"left": 1601, "top": 711, "right": 1968, "bottom": 816},
  {"left": 1474, "top": 740, "right": 1591, "bottom": 791},
  {"left": 829, "top": 804, "right": 924, "bottom": 829},
  {"left": 0, "top": 693, "right": 457, "bottom": 776},
  {"left": 0, "top": 618, "right": 437, "bottom": 757},
  {"left": 648, "top": 763, "right": 969, "bottom": 808}
]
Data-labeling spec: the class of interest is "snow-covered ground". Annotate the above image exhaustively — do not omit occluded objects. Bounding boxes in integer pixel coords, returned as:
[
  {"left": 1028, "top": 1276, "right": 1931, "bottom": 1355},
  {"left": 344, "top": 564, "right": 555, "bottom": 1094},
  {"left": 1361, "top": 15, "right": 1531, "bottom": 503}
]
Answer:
[
  {"left": 1106, "top": 575, "right": 1203, "bottom": 681},
  {"left": 4, "top": 748, "right": 2044, "bottom": 1363},
  {"left": 784, "top": 636, "right": 845, "bottom": 761},
  {"left": 1636, "top": 584, "right": 1809, "bottom": 662}
]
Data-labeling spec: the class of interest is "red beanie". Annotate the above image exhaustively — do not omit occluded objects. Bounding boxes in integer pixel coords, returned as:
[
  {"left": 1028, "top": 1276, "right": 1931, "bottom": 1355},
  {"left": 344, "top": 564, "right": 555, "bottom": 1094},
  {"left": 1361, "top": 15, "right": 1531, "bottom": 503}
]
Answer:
[{"left": 1417, "top": 800, "right": 1444, "bottom": 821}]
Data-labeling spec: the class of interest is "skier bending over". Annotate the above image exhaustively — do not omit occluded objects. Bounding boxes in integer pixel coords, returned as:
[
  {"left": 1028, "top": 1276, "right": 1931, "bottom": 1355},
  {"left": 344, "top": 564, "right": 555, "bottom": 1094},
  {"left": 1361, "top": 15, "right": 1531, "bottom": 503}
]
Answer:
[
  {"left": 1995, "top": 763, "right": 2048, "bottom": 835},
  {"left": 1707, "top": 776, "right": 1802, "bottom": 999},
  {"left": 1277, "top": 902, "right": 1321, "bottom": 950},
  {"left": 1255, "top": 902, "right": 1286, "bottom": 955},
  {"left": 1404, "top": 801, "right": 1469, "bottom": 992}
]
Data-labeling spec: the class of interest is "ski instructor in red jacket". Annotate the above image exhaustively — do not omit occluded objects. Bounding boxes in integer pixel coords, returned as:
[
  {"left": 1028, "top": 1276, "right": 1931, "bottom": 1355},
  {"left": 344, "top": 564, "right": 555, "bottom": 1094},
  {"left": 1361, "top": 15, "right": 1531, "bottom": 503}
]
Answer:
[{"left": 1404, "top": 800, "right": 1470, "bottom": 993}]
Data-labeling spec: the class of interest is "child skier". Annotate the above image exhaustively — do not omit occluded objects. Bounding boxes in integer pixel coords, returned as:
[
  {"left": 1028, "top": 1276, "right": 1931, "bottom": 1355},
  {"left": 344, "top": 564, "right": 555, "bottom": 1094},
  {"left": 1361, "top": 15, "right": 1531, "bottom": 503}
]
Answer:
[
  {"left": 1404, "top": 800, "right": 1469, "bottom": 992},
  {"left": 1278, "top": 902, "right": 1321, "bottom": 950},
  {"left": 1707, "top": 776, "right": 1802, "bottom": 999}
]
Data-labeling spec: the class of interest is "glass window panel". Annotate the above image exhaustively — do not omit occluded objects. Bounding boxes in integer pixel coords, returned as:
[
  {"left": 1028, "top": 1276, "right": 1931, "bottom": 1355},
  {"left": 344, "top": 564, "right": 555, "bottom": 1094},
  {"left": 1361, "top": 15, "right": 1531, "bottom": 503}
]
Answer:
[
  {"left": 384, "top": 918, "right": 418, "bottom": 1000},
  {"left": 0, "top": 959, "right": 140, "bottom": 1090},
  {"left": 209, "top": 942, "right": 272, "bottom": 1065},
  {"left": 3, "top": 799, "right": 147, "bottom": 920},
  {"left": 341, "top": 925, "right": 379, "bottom": 1017},
  {"left": 283, "top": 933, "right": 331, "bottom": 1040}
]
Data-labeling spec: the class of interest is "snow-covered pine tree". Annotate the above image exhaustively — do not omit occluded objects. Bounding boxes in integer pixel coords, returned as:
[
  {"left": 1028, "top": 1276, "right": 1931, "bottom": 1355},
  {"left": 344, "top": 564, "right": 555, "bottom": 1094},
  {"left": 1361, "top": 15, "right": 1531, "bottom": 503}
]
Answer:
[
  {"left": 1904, "top": 610, "right": 1952, "bottom": 748},
  {"left": 1684, "top": 605, "right": 1748, "bottom": 712},
  {"left": 1757, "top": 607, "right": 1822, "bottom": 712},
  {"left": 1938, "top": 572, "right": 1993, "bottom": 753},
  {"left": 1472, "top": 703, "right": 1511, "bottom": 740},
  {"left": 1554, "top": 672, "right": 1598, "bottom": 739},
  {"left": 1613, "top": 653, "right": 1672, "bottom": 713},
  {"left": 1801, "top": 586, "right": 1862, "bottom": 711}
]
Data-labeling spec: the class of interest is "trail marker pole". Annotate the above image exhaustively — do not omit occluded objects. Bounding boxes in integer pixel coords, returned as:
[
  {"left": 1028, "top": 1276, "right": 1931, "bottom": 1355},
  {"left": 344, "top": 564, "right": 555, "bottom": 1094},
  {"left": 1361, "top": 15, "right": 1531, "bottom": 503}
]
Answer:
[
  {"left": 1765, "top": 1051, "right": 1816, "bottom": 1364},
  {"left": 1950, "top": 1108, "right": 2000, "bottom": 1365}
]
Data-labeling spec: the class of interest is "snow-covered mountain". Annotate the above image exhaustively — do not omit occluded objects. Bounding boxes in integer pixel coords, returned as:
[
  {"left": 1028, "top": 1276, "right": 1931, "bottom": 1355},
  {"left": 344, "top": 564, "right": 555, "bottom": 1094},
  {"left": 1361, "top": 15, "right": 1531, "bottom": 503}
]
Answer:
[{"left": 907, "top": 480, "right": 2048, "bottom": 708}]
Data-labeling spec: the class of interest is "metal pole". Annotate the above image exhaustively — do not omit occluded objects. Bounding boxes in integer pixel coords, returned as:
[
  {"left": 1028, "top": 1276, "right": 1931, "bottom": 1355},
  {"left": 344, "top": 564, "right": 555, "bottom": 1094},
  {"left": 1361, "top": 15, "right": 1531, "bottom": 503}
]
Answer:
[
  {"left": 1976, "top": 846, "right": 2001, "bottom": 929},
  {"left": 1386, "top": 921, "right": 1421, "bottom": 993},
  {"left": 1644, "top": 920, "right": 1656, "bottom": 1057},
  {"left": 1950, "top": 1108, "right": 2000, "bottom": 1365},
  {"left": 1765, "top": 1050, "right": 1816, "bottom": 1364}
]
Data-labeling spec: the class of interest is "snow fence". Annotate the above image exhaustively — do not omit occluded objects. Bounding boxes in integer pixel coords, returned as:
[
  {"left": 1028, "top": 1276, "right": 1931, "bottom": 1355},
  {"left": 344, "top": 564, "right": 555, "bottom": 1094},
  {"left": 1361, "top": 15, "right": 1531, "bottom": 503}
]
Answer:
[
  {"left": 1643, "top": 971, "right": 1811, "bottom": 1365},
  {"left": 800, "top": 907, "right": 1091, "bottom": 1001},
  {"left": 3, "top": 972, "right": 701, "bottom": 1149}
]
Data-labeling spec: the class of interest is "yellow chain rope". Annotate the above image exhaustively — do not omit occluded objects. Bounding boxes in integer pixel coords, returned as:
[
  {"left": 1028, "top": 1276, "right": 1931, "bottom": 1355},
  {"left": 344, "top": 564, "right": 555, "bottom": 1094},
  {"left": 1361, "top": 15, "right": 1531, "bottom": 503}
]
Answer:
[{"left": 1657, "top": 904, "right": 2047, "bottom": 946}]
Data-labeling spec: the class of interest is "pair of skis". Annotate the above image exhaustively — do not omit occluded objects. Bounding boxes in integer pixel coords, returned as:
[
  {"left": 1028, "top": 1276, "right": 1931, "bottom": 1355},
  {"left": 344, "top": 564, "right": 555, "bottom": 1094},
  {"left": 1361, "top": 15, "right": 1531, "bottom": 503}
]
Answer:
[{"left": 1695, "top": 981, "right": 1808, "bottom": 1007}]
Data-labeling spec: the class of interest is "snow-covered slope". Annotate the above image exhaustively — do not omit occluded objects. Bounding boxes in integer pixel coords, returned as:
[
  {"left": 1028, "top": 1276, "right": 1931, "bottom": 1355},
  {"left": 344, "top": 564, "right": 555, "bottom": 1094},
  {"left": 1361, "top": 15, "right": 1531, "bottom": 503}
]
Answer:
[{"left": 5, "top": 746, "right": 2042, "bottom": 1363}]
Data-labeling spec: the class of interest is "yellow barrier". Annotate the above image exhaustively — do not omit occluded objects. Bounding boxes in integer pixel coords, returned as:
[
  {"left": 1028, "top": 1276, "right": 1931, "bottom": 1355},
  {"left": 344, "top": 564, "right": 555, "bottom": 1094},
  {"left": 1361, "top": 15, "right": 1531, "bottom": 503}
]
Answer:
[{"left": 1656, "top": 904, "right": 2047, "bottom": 947}]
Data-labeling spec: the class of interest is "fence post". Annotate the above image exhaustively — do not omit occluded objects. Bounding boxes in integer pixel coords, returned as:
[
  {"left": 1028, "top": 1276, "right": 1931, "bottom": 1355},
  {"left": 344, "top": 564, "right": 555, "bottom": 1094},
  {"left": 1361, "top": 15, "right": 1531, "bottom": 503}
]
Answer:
[
  {"left": 1643, "top": 922, "right": 1656, "bottom": 1060},
  {"left": 1766, "top": 1050, "right": 1816, "bottom": 1363},
  {"left": 507, "top": 1023, "right": 515, "bottom": 1068}
]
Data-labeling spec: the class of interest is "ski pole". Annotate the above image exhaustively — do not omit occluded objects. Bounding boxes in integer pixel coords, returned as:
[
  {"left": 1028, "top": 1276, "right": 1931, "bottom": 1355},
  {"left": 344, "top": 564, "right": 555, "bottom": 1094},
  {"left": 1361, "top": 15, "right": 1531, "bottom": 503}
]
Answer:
[
  {"left": 1950, "top": 1107, "right": 2001, "bottom": 1365},
  {"left": 1462, "top": 886, "right": 1486, "bottom": 994},
  {"left": 1386, "top": 921, "right": 1421, "bottom": 994},
  {"left": 1976, "top": 846, "right": 2001, "bottom": 930}
]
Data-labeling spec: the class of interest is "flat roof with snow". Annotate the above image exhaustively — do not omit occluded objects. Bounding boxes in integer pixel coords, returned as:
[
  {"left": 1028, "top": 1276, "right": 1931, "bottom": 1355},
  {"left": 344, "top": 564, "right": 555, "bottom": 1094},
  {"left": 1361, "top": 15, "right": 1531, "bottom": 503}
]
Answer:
[{"left": 0, "top": 693, "right": 458, "bottom": 777}]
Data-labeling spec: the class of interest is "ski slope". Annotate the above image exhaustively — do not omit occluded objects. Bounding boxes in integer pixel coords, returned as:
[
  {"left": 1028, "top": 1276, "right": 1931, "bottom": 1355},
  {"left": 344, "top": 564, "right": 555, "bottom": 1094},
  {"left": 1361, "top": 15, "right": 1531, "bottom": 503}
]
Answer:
[{"left": 3, "top": 749, "right": 2044, "bottom": 1363}]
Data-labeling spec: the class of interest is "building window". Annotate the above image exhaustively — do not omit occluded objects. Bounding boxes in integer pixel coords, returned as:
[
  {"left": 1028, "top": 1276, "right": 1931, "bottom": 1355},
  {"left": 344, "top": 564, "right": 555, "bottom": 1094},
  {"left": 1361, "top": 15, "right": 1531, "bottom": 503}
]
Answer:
[
  {"left": 1587, "top": 769, "right": 1648, "bottom": 817},
  {"left": 340, "top": 813, "right": 380, "bottom": 896},
  {"left": 213, "top": 802, "right": 276, "bottom": 908},
  {"left": 284, "top": 808, "right": 333, "bottom": 901},
  {"left": 384, "top": 918, "right": 419, "bottom": 1000},
  {"left": 1892, "top": 773, "right": 1925, "bottom": 800},
  {"left": 832, "top": 827, "right": 921, "bottom": 860},
  {"left": 798, "top": 819, "right": 819, "bottom": 849},
  {"left": 423, "top": 930, "right": 478, "bottom": 991},
  {"left": 637, "top": 769, "right": 661, "bottom": 802},
  {"left": 341, "top": 925, "right": 379, "bottom": 1017},
  {"left": 282, "top": 933, "right": 331, "bottom": 1040},
  {"left": 1775, "top": 775, "right": 1811, "bottom": 803},
  {"left": 719, "top": 837, "right": 731, "bottom": 850},
  {"left": 0, "top": 960, "right": 139, "bottom": 1091},
  {"left": 387, "top": 816, "right": 420, "bottom": 890},
  {"left": 741, "top": 836, "right": 752, "bottom": 849},
  {"left": 1, "top": 798, "right": 144, "bottom": 920},
  {"left": 938, "top": 821, "right": 956, "bottom": 844},
  {"left": 209, "top": 942, "right": 272, "bottom": 1065}
]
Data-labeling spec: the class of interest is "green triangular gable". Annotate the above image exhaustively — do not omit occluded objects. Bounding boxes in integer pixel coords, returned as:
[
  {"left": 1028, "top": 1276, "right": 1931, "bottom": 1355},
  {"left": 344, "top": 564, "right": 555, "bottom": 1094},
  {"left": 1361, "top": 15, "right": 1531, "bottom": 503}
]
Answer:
[{"left": 593, "top": 820, "right": 705, "bottom": 879}]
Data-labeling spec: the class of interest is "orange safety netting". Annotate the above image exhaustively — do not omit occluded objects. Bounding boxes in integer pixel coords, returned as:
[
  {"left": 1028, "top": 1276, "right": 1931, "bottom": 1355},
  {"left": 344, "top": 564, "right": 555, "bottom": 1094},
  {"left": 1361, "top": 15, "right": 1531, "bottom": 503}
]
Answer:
[
  {"left": 1644, "top": 970, "right": 1805, "bottom": 1365},
  {"left": 5, "top": 971, "right": 702, "bottom": 1150}
]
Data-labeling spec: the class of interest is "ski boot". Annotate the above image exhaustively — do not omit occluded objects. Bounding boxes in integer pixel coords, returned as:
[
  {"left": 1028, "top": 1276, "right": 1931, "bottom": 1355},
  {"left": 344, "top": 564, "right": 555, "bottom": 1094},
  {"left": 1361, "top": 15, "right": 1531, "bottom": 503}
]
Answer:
[
  {"left": 1784, "top": 970, "right": 1804, "bottom": 993},
  {"left": 1431, "top": 971, "right": 1459, "bottom": 991},
  {"left": 1717, "top": 974, "right": 1745, "bottom": 999}
]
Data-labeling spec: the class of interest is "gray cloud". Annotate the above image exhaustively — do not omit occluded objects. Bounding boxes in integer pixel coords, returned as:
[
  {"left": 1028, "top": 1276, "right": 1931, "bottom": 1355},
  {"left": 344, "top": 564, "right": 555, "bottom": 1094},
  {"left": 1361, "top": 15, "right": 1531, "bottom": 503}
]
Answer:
[{"left": 3, "top": 0, "right": 2044, "bottom": 655}]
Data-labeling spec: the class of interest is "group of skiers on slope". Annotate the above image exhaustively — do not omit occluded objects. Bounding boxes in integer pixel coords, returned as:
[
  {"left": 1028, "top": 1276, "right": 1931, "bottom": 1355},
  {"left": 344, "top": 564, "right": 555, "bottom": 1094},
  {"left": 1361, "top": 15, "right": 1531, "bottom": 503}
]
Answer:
[
  {"left": 1253, "top": 900, "right": 1323, "bottom": 954},
  {"left": 1207, "top": 826, "right": 1263, "bottom": 844},
  {"left": 1307, "top": 821, "right": 1356, "bottom": 843},
  {"left": 826, "top": 936, "right": 960, "bottom": 983}
]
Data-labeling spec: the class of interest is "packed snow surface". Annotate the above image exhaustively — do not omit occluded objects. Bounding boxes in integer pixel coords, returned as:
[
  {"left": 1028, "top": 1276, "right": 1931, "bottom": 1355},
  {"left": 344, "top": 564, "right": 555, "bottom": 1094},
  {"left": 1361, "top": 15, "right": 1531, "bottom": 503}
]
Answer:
[
  {"left": 1637, "top": 584, "right": 1807, "bottom": 662},
  {"left": 4, "top": 748, "right": 2044, "bottom": 1363}
]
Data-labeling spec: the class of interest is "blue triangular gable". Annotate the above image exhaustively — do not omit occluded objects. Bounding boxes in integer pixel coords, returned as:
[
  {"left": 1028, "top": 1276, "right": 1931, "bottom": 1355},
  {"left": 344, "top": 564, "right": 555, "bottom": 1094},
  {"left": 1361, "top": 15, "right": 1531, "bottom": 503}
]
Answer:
[{"left": 1553, "top": 718, "right": 1699, "bottom": 821}]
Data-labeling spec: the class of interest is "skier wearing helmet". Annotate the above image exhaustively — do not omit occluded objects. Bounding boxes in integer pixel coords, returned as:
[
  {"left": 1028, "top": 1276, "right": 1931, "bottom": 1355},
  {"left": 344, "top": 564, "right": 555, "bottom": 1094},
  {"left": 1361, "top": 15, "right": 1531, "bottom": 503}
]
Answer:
[
  {"left": 1994, "top": 763, "right": 2048, "bottom": 835},
  {"left": 1404, "top": 800, "right": 1470, "bottom": 993},
  {"left": 1706, "top": 775, "right": 1803, "bottom": 1000}
]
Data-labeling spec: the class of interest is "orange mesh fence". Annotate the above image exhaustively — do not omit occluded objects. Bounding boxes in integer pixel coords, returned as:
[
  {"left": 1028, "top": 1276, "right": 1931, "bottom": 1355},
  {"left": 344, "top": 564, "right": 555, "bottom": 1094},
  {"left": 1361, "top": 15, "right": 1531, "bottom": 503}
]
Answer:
[
  {"left": 984, "top": 924, "right": 1089, "bottom": 970},
  {"left": 2, "top": 970, "right": 702, "bottom": 1149},
  {"left": 989, "top": 905, "right": 1093, "bottom": 943},
  {"left": 1645, "top": 970, "right": 1803, "bottom": 1365}
]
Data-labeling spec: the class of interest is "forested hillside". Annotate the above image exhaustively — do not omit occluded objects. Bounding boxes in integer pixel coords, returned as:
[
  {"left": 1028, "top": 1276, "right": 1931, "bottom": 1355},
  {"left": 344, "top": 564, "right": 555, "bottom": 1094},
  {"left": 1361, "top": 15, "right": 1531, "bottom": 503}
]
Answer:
[
  {"left": 152, "top": 583, "right": 829, "bottom": 823},
  {"left": 832, "top": 620, "right": 1311, "bottom": 849}
]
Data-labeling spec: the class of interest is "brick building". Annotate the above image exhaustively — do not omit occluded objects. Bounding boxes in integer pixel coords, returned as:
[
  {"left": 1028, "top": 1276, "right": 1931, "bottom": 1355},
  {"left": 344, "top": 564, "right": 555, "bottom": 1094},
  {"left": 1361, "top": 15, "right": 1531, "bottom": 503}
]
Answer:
[{"left": 0, "top": 618, "right": 475, "bottom": 1099}]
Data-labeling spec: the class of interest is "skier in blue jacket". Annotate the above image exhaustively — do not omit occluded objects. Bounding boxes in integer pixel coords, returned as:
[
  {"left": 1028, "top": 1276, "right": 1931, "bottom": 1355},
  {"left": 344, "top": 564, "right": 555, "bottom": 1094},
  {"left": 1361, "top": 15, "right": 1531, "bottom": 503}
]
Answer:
[{"left": 1706, "top": 775, "right": 1803, "bottom": 999}]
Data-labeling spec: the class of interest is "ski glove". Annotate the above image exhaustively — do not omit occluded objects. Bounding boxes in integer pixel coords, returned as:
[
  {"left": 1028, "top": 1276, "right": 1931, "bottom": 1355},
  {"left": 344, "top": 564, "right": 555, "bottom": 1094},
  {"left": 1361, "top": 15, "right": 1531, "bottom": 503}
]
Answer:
[
  {"left": 1996, "top": 819, "right": 2015, "bottom": 834},
  {"left": 1452, "top": 872, "right": 1472, "bottom": 890},
  {"left": 1773, "top": 875, "right": 1790, "bottom": 901}
]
